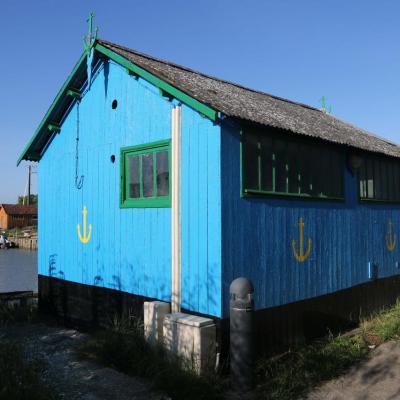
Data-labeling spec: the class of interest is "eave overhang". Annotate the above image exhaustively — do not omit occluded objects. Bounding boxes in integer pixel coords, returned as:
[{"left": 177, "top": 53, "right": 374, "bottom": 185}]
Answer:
[{"left": 17, "top": 41, "right": 218, "bottom": 165}]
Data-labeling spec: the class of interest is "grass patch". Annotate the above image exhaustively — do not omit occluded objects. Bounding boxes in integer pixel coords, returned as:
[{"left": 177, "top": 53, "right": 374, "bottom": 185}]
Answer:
[
  {"left": 0, "top": 301, "right": 55, "bottom": 399},
  {"left": 0, "top": 301, "right": 38, "bottom": 326},
  {"left": 255, "top": 300, "right": 400, "bottom": 400},
  {"left": 0, "top": 341, "right": 57, "bottom": 400},
  {"left": 79, "top": 315, "right": 225, "bottom": 400},
  {"left": 361, "top": 299, "right": 400, "bottom": 343},
  {"left": 255, "top": 334, "right": 368, "bottom": 400}
]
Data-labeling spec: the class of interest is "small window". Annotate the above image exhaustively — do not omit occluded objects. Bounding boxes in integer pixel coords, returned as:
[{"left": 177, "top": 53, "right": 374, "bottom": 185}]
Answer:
[
  {"left": 121, "top": 140, "right": 171, "bottom": 208},
  {"left": 359, "top": 155, "right": 400, "bottom": 202},
  {"left": 241, "top": 129, "right": 344, "bottom": 200}
]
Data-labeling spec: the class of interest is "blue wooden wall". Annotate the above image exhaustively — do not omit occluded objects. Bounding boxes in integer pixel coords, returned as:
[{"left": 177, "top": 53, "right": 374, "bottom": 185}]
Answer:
[
  {"left": 221, "top": 121, "right": 400, "bottom": 318},
  {"left": 181, "top": 105, "right": 221, "bottom": 317},
  {"left": 38, "top": 60, "right": 222, "bottom": 317}
]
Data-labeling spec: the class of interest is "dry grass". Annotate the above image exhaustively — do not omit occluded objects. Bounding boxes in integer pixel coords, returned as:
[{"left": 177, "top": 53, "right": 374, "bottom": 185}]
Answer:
[
  {"left": 255, "top": 300, "right": 400, "bottom": 400},
  {"left": 79, "top": 314, "right": 226, "bottom": 400}
]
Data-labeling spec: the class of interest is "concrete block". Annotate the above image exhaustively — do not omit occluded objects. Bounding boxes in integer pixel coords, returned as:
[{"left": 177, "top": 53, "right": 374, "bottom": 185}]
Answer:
[
  {"left": 163, "top": 312, "right": 216, "bottom": 374},
  {"left": 144, "top": 301, "right": 171, "bottom": 345}
]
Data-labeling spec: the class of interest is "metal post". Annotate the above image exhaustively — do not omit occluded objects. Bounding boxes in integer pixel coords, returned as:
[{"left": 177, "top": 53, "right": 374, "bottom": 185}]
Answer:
[
  {"left": 27, "top": 165, "right": 31, "bottom": 205},
  {"left": 230, "top": 277, "right": 254, "bottom": 394}
]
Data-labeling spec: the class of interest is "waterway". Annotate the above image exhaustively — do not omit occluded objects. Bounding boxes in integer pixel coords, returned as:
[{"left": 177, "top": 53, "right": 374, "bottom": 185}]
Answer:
[{"left": 0, "top": 249, "right": 37, "bottom": 293}]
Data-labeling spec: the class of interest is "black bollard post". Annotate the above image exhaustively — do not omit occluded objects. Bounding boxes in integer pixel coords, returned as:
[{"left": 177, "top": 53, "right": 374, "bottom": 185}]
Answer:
[{"left": 230, "top": 277, "right": 254, "bottom": 394}]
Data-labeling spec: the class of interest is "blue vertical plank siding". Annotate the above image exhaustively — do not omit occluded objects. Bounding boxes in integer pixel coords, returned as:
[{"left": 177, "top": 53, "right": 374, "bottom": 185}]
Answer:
[
  {"left": 39, "top": 54, "right": 400, "bottom": 324},
  {"left": 38, "top": 60, "right": 223, "bottom": 318},
  {"left": 181, "top": 105, "right": 222, "bottom": 317},
  {"left": 221, "top": 121, "right": 400, "bottom": 318},
  {"left": 39, "top": 61, "right": 174, "bottom": 303}
]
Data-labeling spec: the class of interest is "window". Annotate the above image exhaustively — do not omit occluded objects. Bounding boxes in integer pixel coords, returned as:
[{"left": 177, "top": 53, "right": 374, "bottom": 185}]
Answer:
[
  {"left": 120, "top": 140, "right": 171, "bottom": 208},
  {"left": 359, "top": 155, "right": 400, "bottom": 202},
  {"left": 241, "top": 129, "right": 344, "bottom": 199}
]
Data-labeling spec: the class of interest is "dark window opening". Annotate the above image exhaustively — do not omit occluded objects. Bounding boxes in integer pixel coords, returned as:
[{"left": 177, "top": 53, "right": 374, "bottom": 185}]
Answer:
[
  {"left": 242, "top": 129, "right": 344, "bottom": 200},
  {"left": 359, "top": 155, "right": 400, "bottom": 202}
]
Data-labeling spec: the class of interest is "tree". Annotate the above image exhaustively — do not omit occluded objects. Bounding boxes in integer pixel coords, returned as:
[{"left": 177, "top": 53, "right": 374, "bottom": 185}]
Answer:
[{"left": 17, "top": 195, "right": 38, "bottom": 205}]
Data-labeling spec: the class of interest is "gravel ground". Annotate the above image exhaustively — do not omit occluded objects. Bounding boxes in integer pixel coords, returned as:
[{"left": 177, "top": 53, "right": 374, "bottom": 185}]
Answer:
[
  {"left": 0, "top": 323, "right": 168, "bottom": 400},
  {"left": 306, "top": 340, "right": 400, "bottom": 400}
]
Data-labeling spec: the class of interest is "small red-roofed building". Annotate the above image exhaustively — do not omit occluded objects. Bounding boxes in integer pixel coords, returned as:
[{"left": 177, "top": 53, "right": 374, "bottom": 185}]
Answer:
[{"left": 0, "top": 204, "right": 37, "bottom": 230}]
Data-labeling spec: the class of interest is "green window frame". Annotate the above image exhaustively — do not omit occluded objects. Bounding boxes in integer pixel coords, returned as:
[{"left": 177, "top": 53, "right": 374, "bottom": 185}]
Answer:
[
  {"left": 120, "top": 140, "right": 171, "bottom": 208},
  {"left": 241, "top": 129, "right": 345, "bottom": 200},
  {"left": 358, "top": 154, "right": 400, "bottom": 203}
]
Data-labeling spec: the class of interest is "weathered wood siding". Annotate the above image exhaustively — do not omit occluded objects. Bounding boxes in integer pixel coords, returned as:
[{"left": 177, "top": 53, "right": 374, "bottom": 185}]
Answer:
[
  {"left": 221, "top": 121, "right": 400, "bottom": 318},
  {"left": 39, "top": 60, "right": 222, "bottom": 317}
]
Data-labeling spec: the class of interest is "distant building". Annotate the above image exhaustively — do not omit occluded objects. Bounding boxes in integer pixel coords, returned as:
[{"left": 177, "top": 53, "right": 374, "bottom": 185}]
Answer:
[{"left": 0, "top": 204, "right": 37, "bottom": 230}]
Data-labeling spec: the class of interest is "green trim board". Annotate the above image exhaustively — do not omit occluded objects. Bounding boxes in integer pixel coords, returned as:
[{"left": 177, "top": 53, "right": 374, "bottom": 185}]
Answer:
[
  {"left": 67, "top": 89, "right": 82, "bottom": 99},
  {"left": 95, "top": 43, "right": 217, "bottom": 121},
  {"left": 243, "top": 189, "right": 345, "bottom": 202},
  {"left": 48, "top": 124, "right": 61, "bottom": 133},
  {"left": 18, "top": 41, "right": 219, "bottom": 166},
  {"left": 17, "top": 52, "right": 88, "bottom": 165},
  {"left": 120, "top": 140, "right": 171, "bottom": 208}
]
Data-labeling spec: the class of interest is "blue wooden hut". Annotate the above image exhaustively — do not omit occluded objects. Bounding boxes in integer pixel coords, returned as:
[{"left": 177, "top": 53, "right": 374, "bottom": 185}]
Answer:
[{"left": 18, "top": 37, "right": 400, "bottom": 349}]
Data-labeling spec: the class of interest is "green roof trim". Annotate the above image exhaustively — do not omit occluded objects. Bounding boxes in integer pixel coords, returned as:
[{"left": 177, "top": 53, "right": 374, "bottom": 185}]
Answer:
[
  {"left": 18, "top": 41, "right": 218, "bottom": 166},
  {"left": 17, "top": 52, "right": 88, "bottom": 166},
  {"left": 95, "top": 43, "right": 218, "bottom": 121}
]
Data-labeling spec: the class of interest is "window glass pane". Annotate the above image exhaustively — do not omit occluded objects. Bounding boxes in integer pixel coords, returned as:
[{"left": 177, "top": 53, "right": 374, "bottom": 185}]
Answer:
[
  {"left": 128, "top": 155, "right": 140, "bottom": 198},
  {"left": 366, "top": 159, "right": 374, "bottom": 199},
  {"left": 260, "top": 136, "right": 273, "bottom": 191},
  {"left": 142, "top": 153, "right": 154, "bottom": 197},
  {"left": 156, "top": 151, "right": 169, "bottom": 196},
  {"left": 243, "top": 132, "right": 259, "bottom": 190},
  {"left": 359, "top": 157, "right": 400, "bottom": 202},
  {"left": 359, "top": 159, "right": 367, "bottom": 198}
]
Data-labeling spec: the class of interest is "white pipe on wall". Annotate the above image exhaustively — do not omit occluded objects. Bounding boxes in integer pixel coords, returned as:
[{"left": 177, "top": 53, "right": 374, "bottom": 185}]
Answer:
[{"left": 171, "top": 105, "right": 182, "bottom": 313}]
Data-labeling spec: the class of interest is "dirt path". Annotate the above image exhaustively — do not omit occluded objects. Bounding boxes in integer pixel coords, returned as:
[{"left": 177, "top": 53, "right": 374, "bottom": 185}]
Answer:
[
  {"left": 306, "top": 340, "right": 400, "bottom": 400},
  {"left": 0, "top": 323, "right": 167, "bottom": 400}
]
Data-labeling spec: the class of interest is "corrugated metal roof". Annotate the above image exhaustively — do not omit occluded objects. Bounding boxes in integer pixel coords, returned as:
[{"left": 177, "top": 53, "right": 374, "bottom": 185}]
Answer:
[{"left": 99, "top": 39, "right": 400, "bottom": 158}]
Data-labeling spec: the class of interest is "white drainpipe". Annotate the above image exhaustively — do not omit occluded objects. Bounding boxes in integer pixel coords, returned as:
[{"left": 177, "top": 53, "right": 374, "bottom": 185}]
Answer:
[{"left": 171, "top": 105, "right": 182, "bottom": 313}]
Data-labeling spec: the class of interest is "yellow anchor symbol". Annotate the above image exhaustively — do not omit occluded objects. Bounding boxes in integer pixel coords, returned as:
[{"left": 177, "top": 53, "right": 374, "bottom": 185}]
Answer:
[
  {"left": 77, "top": 206, "right": 92, "bottom": 244},
  {"left": 292, "top": 218, "right": 312, "bottom": 263},
  {"left": 386, "top": 219, "right": 396, "bottom": 252}
]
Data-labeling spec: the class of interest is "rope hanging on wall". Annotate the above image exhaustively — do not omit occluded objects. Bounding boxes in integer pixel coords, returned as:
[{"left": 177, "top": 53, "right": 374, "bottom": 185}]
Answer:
[{"left": 75, "top": 101, "right": 84, "bottom": 190}]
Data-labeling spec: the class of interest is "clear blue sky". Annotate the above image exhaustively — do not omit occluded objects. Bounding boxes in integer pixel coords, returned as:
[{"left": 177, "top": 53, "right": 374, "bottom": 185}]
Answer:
[{"left": 1, "top": 0, "right": 399, "bottom": 203}]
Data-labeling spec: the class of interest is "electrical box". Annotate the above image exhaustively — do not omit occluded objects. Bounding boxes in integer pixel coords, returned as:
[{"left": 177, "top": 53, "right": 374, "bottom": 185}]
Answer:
[
  {"left": 144, "top": 301, "right": 171, "bottom": 345},
  {"left": 163, "top": 312, "right": 216, "bottom": 374}
]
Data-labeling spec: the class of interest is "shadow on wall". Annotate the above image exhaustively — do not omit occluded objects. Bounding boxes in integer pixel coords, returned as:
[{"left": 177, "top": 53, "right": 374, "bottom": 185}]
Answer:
[{"left": 103, "top": 60, "right": 109, "bottom": 98}]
